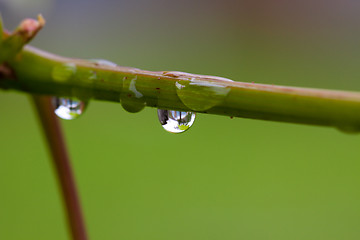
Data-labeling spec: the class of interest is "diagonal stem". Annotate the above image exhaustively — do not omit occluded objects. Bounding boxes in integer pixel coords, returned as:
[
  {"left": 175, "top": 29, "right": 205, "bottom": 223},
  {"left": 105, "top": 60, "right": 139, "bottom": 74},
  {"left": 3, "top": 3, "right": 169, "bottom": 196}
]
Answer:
[{"left": 32, "top": 95, "right": 88, "bottom": 240}]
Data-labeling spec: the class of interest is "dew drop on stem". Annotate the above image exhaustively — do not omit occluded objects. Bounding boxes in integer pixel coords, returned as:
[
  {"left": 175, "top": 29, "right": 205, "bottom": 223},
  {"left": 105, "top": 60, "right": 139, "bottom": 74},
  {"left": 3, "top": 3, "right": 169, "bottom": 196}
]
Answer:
[
  {"left": 157, "top": 109, "right": 195, "bottom": 133},
  {"left": 120, "top": 75, "right": 146, "bottom": 113},
  {"left": 52, "top": 63, "right": 77, "bottom": 82},
  {"left": 52, "top": 97, "right": 88, "bottom": 120},
  {"left": 336, "top": 124, "right": 360, "bottom": 134},
  {"left": 175, "top": 78, "right": 231, "bottom": 111}
]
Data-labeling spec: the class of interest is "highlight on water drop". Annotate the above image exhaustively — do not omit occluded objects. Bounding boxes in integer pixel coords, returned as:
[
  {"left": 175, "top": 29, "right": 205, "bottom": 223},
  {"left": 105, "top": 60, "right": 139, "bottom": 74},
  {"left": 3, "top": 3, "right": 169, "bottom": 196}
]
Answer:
[
  {"left": 90, "top": 59, "right": 117, "bottom": 67},
  {"left": 157, "top": 109, "right": 195, "bottom": 133},
  {"left": 52, "top": 97, "right": 87, "bottom": 120}
]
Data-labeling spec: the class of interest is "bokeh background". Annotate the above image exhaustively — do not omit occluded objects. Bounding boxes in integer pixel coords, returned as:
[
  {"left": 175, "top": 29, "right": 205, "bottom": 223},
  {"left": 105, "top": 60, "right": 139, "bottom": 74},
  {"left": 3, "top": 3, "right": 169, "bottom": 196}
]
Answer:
[{"left": 1, "top": 0, "right": 360, "bottom": 239}]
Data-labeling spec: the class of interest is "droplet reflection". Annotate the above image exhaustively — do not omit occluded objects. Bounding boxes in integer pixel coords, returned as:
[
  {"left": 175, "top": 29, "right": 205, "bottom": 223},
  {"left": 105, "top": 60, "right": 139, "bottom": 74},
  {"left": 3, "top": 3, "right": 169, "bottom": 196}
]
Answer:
[
  {"left": 52, "top": 97, "right": 87, "bottom": 120},
  {"left": 157, "top": 109, "right": 195, "bottom": 133}
]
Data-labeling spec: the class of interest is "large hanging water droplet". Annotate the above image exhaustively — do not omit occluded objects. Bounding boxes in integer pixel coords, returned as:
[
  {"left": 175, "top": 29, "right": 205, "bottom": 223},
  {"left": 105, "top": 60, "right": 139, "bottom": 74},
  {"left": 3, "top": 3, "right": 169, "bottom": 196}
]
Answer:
[
  {"left": 157, "top": 109, "right": 195, "bottom": 133},
  {"left": 52, "top": 97, "right": 87, "bottom": 120}
]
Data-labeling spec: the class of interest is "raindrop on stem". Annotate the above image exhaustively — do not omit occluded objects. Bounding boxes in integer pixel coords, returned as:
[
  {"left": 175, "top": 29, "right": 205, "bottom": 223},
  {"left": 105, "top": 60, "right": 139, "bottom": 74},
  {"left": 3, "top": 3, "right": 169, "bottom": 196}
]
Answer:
[
  {"left": 52, "top": 97, "right": 87, "bottom": 120},
  {"left": 157, "top": 109, "right": 195, "bottom": 133}
]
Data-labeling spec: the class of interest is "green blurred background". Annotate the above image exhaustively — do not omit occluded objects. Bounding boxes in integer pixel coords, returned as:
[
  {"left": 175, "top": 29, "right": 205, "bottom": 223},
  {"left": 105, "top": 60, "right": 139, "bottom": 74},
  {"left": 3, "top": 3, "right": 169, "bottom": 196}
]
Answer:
[{"left": 1, "top": 0, "right": 360, "bottom": 239}]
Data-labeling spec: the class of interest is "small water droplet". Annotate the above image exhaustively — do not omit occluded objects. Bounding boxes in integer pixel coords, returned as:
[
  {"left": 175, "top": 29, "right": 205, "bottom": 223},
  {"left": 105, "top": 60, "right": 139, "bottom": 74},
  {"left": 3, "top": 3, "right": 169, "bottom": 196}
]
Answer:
[
  {"left": 175, "top": 78, "right": 231, "bottom": 111},
  {"left": 157, "top": 109, "right": 195, "bottom": 133},
  {"left": 87, "top": 70, "right": 97, "bottom": 80},
  {"left": 120, "top": 76, "right": 146, "bottom": 113},
  {"left": 52, "top": 97, "right": 87, "bottom": 120},
  {"left": 336, "top": 125, "right": 360, "bottom": 134}
]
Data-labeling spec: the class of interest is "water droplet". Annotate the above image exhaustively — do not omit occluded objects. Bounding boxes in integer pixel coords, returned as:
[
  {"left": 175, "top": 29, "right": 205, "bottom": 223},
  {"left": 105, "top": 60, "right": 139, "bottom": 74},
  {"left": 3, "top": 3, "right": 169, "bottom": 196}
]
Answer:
[
  {"left": 120, "top": 76, "right": 146, "bottom": 113},
  {"left": 52, "top": 63, "right": 76, "bottom": 82},
  {"left": 157, "top": 109, "right": 195, "bottom": 133},
  {"left": 87, "top": 70, "right": 97, "bottom": 80},
  {"left": 336, "top": 125, "right": 360, "bottom": 134},
  {"left": 90, "top": 59, "right": 118, "bottom": 67},
  {"left": 175, "top": 78, "right": 231, "bottom": 111},
  {"left": 52, "top": 97, "right": 87, "bottom": 120}
]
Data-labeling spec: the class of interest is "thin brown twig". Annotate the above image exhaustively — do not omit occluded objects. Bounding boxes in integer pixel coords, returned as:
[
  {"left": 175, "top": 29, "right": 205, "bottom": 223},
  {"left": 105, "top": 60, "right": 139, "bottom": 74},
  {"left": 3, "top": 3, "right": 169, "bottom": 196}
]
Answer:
[{"left": 32, "top": 95, "right": 88, "bottom": 240}]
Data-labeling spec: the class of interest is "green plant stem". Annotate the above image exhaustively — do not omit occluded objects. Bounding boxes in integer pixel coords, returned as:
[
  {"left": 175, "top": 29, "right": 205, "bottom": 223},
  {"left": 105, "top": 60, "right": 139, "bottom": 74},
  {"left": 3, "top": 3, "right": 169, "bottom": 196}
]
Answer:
[
  {"left": 2, "top": 45, "right": 360, "bottom": 132},
  {"left": 32, "top": 95, "right": 88, "bottom": 240}
]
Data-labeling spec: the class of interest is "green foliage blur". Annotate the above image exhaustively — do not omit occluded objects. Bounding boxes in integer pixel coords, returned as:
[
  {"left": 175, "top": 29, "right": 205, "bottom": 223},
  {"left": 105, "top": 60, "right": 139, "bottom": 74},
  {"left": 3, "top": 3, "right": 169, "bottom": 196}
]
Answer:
[{"left": 1, "top": 0, "right": 360, "bottom": 239}]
